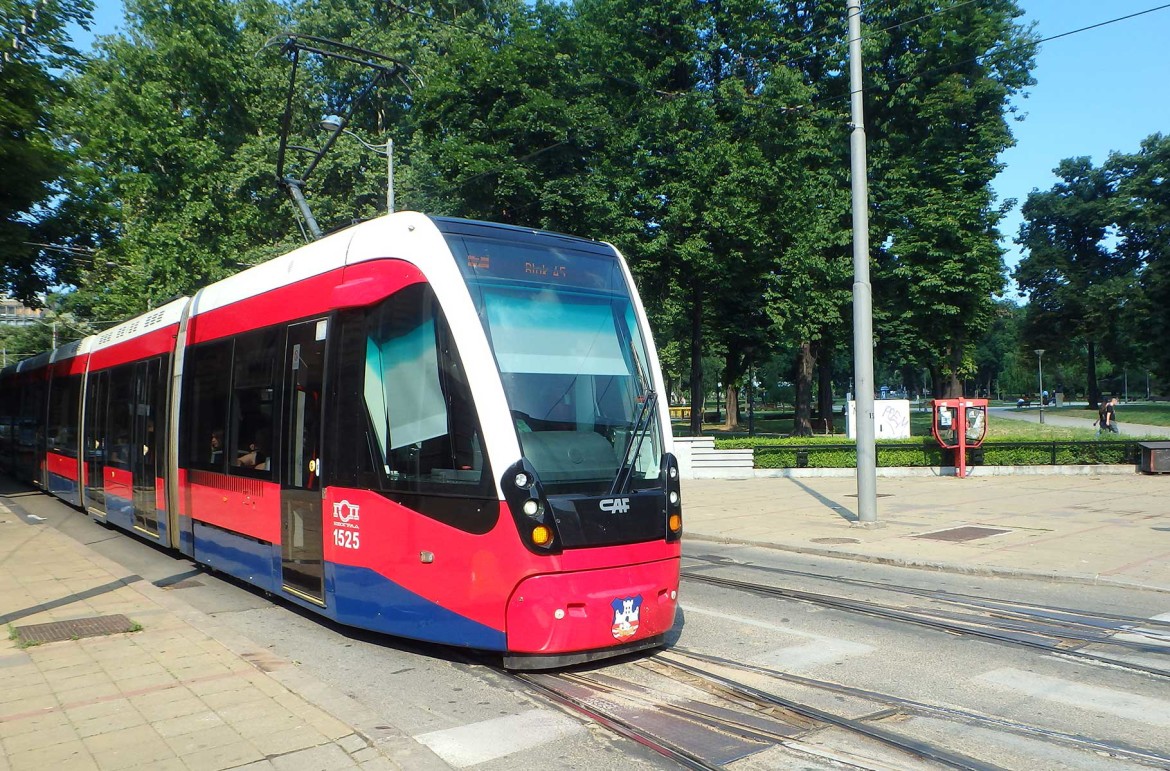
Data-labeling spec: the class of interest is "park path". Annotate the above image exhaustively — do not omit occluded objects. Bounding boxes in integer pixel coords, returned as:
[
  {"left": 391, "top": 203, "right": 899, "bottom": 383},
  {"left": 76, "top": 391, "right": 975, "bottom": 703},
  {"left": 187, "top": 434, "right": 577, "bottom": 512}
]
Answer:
[{"left": 990, "top": 404, "right": 1170, "bottom": 438}]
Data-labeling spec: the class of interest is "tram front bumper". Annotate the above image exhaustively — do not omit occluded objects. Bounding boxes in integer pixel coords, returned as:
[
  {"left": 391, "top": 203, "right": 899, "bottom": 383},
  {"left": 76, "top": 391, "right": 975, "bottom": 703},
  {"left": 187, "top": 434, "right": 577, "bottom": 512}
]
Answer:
[{"left": 504, "top": 557, "right": 679, "bottom": 660}]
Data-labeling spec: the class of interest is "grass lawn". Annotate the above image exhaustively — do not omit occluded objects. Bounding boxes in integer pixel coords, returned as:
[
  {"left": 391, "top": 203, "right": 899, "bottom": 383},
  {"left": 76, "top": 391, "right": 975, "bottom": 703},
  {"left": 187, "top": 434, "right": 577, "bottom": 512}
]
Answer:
[
  {"left": 676, "top": 400, "right": 1170, "bottom": 441},
  {"left": 679, "top": 406, "right": 1110, "bottom": 441},
  {"left": 1042, "top": 402, "right": 1170, "bottom": 428}
]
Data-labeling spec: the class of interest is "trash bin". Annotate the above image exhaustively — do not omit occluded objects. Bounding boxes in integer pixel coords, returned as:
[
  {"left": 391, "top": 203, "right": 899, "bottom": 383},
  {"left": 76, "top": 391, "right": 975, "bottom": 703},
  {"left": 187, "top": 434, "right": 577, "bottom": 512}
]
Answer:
[{"left": 1138, "top": 442, "right": 1170, "bottom": 473}]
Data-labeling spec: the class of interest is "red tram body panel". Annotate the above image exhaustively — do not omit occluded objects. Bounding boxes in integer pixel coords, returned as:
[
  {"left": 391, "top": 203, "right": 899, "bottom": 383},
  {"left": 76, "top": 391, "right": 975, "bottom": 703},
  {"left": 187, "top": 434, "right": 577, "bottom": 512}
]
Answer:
[{"left": 0, "top": 213, "right": 682, "bottom": 668}]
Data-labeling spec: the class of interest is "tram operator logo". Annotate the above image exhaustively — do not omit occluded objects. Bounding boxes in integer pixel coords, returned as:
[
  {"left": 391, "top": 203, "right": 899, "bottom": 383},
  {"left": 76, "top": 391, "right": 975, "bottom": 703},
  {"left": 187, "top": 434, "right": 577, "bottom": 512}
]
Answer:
[
  {"left": 610, "top": 595, "right": 643, "bottom": 640},
  {"left": 599, "top": 497, "right": 631, "bottom": 514},
  {"left": 333, "top": 500, "right": 360, "bottom": 527}
]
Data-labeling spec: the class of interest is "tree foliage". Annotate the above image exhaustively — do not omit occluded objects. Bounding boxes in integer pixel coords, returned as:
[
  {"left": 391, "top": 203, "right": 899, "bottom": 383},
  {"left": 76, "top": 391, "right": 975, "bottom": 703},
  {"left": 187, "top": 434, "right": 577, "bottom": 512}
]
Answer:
[
  {"left": 1, "top": 0, "right": 92, "bottom": 303},
  {"left": 9, "top": 0, "right": 1056, "bottom": 430}
]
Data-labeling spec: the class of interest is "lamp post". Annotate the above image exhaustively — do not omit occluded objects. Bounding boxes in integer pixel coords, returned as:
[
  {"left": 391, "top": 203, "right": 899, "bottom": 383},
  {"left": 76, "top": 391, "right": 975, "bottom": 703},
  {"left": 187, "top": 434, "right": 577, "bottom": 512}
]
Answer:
[
  {"left": 1034, "top": 349, "right": 1046, "bottom": 424},
  {"left": 319, "top": 117, "right": 394, "bottom": 213}
]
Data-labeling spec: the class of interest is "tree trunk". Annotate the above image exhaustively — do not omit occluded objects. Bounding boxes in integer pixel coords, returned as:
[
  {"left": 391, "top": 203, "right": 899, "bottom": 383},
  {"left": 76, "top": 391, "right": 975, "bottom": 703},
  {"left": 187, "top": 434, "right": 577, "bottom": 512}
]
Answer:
[
  {"left": 688, "top": 285, "right": 704, "bottom": 436},
  {"left": 946, "top": 345, "right": 964, "bottom": 397},
  {"left": 929, "top": 365, "right": 943, "bottom": 398},
  {"left": 724, "top": 385, "right": 739, "bottom": 430},
  {"left": 1087, "top": 339, "right": 1101, "bottom": 409},
  {"left": 793, "top": 340, "right": 814, "bottom": 437},
  {"left": 817, "top": 338, "right": 835, "bottom": 434}
]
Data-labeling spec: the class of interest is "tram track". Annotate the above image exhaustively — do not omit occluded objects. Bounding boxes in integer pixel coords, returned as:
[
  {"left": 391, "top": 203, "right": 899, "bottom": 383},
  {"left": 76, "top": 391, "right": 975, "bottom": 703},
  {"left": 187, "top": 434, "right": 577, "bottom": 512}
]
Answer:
[
  {"left": 665, "top": 647, "right": 1170, "bottom": 769},
  {"left": 503, "top": 643, "right": 1170, "bottom": 770},
  {"left": 509, "top": 653, "right": 1005, "bottom": 771},
  {"left": 681, "top": 557, "right": 1170, "bottom": 679}
]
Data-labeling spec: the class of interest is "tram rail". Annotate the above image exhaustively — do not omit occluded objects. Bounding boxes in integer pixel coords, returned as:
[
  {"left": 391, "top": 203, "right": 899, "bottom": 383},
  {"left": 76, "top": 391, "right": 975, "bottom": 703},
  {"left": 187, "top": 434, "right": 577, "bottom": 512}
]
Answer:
[
  {"left": 507, "top": 656, "right": 1006, "bottom": 770},
  {"left": 667, "top": 648, "right": 1170, "bottom": 769},
  {"left": 681, "top": 559, "right": 1170, "bottom": 679}
]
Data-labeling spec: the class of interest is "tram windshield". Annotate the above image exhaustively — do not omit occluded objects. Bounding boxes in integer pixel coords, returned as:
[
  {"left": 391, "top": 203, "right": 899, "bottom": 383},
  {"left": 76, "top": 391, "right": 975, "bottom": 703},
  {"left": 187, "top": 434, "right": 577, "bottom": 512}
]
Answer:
[{"left": 446, "top": 232, "right": 663, "bottom": 495}]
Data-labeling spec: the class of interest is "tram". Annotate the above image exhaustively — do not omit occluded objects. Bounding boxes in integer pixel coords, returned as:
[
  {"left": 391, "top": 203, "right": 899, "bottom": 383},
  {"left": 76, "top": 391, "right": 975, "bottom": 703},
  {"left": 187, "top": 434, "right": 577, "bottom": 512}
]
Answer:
[{"left": 0, "top": 213, "right": 682, "bottom": 668}]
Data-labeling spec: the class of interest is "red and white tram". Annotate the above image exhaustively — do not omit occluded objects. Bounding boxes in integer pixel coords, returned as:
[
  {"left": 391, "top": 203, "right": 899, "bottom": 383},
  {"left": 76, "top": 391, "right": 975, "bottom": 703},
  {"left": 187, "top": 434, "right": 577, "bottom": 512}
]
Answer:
[{"left": 0, "top": 213, "right": 682, "bottom": 668}]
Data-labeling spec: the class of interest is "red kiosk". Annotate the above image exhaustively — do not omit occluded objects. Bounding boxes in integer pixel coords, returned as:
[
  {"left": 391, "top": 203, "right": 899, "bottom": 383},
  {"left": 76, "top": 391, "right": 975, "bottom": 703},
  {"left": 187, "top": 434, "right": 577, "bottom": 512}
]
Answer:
[{"left": 932, "top": 398, "right": 989, "bottom": 478}]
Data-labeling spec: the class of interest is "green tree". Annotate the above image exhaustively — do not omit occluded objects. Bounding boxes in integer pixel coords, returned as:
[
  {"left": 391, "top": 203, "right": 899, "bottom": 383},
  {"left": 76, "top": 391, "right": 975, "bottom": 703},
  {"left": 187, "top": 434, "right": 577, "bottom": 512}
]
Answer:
[
  {"left": 56, "top": 0, "right": 296, "bottom": 321},
  {"left": 1111, "top": 134, "right": 1170, "bottom": 383},
  {"left": 1014, "top": 157, "right": 1139, "bottom": 408},
  {"left": 1, "top": 0, "right": 92, "bottom": 302},
  {"left": 865, "top": 0, "right": 1036, "bottom": 397},
  {"left": 972, "top": 299, "right": 1024, "bottom": 398}
]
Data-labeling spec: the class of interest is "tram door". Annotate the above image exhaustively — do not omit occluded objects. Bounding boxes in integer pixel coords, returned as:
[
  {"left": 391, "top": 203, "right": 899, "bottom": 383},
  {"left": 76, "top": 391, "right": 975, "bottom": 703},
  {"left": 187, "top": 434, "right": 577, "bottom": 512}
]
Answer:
[
  {"left": 83, "top": 370, "right": 108, "bottom": 515},
  {"left": 131, "top": 359, "right": 162, "bottom": 535},
  {"left": 280, "top": 318, "right": 328, "bottom": 604}
]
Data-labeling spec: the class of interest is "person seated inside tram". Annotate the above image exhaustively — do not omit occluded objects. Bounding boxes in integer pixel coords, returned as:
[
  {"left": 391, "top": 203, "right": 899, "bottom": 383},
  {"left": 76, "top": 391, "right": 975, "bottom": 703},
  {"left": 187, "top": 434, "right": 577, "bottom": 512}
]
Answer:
[
  {"left": 209, "top": 430, "right": 225, "bottom": 465},
  {"left": 235, "top": 440, "right": 267, "bottom": 471}
]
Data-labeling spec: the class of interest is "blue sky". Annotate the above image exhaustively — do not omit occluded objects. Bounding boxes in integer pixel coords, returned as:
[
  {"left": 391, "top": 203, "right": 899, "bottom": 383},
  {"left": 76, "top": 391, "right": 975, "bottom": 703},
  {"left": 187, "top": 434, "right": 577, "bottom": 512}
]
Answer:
[
  {"left": 71, "top": 0, "right": 1168, "bottom": 279},
  {"left": 993, "top": 0, "right": 1170, "bottom": 280}
]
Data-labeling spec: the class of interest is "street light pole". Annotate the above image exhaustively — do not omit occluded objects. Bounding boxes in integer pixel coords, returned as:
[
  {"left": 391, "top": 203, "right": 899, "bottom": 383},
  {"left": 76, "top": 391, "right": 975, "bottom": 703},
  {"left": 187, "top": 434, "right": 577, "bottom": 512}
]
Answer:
[
  {"left": 1035, "top": 349, "right": 1046, "bottom": 424},
  {"left": 847, "top": 0, "right": 877, "bottom": 523}
]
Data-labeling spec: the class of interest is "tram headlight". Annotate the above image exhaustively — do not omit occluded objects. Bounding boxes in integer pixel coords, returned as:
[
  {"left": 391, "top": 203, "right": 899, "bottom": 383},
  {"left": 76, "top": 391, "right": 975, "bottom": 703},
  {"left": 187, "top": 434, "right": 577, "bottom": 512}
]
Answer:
[
  {"left": 514, "top": 472, "right": 530, "bottom": 489},
  {"left": 668, "top": 490, "right": 679, "bottom": 506},
  {"left": 522, "top": 499, "right": 542, "bottom": 517},
  {"left": 668, "top": 513, "right": 682, "bottom": 533},
  {"left": 668, "top": 465, "right": 678, "bottom": 480},
  {"left": 531, "top": 525, "right": 554, "bottom": 547}
]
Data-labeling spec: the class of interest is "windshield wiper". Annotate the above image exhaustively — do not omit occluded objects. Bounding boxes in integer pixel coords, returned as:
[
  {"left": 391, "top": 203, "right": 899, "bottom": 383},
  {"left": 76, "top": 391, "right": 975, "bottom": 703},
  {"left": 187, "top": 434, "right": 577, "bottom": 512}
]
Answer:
[{"left": 610, "top": 389, "right": 657, "bottom": 496}]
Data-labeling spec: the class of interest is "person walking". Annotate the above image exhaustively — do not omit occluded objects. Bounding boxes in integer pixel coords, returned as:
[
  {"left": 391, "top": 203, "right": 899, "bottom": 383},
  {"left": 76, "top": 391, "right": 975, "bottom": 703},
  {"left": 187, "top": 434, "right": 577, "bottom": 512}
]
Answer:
[{"left": 1096, "top": 397, "right": 1120, "bottom": 437}]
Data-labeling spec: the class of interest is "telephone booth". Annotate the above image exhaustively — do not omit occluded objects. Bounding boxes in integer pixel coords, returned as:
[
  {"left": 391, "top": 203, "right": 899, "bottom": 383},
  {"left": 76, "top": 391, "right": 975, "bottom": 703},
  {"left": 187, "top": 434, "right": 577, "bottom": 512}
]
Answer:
[{"left": 932, "top": 398, "right": 988, "bottom": 478}]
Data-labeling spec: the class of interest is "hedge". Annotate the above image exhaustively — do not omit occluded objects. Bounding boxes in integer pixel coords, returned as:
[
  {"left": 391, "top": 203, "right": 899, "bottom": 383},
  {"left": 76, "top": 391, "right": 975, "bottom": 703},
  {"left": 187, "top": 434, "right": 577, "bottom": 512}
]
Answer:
[{"left": 712, "top": 437, "right": 1141, "bottom": 468}]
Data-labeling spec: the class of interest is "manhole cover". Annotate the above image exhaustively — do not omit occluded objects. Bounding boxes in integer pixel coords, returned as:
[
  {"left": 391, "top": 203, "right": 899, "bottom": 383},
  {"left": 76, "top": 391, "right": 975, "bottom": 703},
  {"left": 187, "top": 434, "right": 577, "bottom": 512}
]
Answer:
[
  {"left": 913, "top": 526, "right": 1011, "bottom": 543},
  {"left": 14, "top": 614, "right": 138, "bottom": 645},
  {"left": 811, "top": 537, "right": 861, "bottom": 545}
]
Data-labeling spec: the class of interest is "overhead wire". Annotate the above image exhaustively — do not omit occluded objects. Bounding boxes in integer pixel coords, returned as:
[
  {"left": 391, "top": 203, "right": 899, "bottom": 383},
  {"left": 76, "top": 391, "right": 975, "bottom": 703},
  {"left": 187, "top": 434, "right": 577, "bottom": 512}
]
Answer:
[{"left": 782, "top": 1, "right": 1170, "bottom": 117}]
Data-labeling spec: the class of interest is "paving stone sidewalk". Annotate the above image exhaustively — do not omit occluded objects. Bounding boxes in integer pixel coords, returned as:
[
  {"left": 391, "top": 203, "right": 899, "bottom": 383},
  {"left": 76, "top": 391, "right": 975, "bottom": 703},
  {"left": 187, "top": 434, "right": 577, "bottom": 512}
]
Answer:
[
  {"left": 0, "top": 507, "right": 443, "bottom": 771},
  {"left": 682, "top": 471, "right": 1170, "bottom": 592}
]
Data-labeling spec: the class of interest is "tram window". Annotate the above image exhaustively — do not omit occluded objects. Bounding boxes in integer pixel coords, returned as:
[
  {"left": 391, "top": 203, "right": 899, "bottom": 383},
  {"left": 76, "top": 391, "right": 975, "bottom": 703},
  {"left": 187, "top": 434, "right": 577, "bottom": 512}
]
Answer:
[
  {"left": 183, "top": 340, "right": 233, "bottom": 472},
  {"left": 360, "top": 284, "right": 490, "bottom": 493},
  {"left": 229, "top": 328, "right": 278, "bottom": 478},
  {"left": 46, "top": 374, "right": 81, "bottom": 457},
  {"left": 329, "top": 284, "right": 494, "bottom": 520},
  {"left": 105, "top": 364, "right": 135, "bottom": 470},
  {"left": 84, "top": 370, "right": 109, "bottom": 469},
  {"left": 0, "top": 381, "right": 11, "bottom": 462}
]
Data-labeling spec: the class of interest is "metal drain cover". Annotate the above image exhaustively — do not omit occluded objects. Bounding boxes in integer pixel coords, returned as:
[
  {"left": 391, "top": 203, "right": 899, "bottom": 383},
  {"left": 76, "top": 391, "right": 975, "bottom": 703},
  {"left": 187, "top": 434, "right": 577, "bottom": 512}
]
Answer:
[
  {"left": 811, "top": 537, "right": 861, "bottom": 545},
  {"left": 913, "top": 526, "right": 1010, "bottom": 542},
  {"left": 14, "top": 614, "right": 137, "bottom": 645}
]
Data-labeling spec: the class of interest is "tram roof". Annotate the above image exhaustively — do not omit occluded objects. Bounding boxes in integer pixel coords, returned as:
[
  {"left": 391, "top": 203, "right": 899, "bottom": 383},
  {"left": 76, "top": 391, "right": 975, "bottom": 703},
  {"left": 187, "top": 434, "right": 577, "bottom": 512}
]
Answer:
[
  {"left": 431, "top": 216, "right": 618, "bottom": 258},
  {"left": 88, "top": 296, "right": 189, "bottom": 354},
  {"left": 49, "top": 336, "right": 93, "bottom": 364}
]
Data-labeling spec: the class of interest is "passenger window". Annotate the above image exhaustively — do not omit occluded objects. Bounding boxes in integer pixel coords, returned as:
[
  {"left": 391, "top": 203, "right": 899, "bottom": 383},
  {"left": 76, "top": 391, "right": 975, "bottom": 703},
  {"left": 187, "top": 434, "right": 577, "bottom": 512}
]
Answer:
[
  {"left": 105, "top": 365, "right": 135, "bottom": 470},
  {"left": 229, "top": 328, "right": 278, "bottom": 478},
  {"left": 183, "top": 340, "right": 232, "bottom": 472}
]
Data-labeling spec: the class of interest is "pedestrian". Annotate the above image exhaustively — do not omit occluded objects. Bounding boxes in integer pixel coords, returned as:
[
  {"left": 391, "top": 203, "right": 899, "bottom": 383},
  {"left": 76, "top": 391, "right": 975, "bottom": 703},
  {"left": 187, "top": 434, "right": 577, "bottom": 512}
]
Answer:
[{"left": 1096, "top": 397, "right": 1119, "bottom": 437}]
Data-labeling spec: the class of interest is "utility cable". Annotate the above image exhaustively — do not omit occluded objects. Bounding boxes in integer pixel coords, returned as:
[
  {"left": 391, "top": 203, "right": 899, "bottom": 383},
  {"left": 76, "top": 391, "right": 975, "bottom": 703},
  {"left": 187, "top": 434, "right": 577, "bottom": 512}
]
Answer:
[{"left": 782, "top": 1, "right": 1170, "bottom": 117}]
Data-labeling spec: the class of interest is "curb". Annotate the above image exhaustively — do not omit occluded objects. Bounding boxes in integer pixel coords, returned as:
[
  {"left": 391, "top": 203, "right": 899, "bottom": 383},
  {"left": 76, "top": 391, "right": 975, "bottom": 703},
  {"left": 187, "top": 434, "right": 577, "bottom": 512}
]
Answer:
[{"left": 682, "top": 531, "right": 1170, "bottom": 594}]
